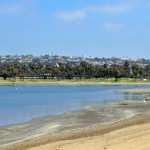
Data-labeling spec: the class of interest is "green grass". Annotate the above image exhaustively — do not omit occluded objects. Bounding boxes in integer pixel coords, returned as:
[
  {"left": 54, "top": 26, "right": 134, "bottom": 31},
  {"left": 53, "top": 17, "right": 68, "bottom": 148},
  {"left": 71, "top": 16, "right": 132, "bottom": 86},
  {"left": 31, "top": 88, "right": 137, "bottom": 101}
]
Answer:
[{"left": 0, "top": 77, "right": 150, "bottom": 84}]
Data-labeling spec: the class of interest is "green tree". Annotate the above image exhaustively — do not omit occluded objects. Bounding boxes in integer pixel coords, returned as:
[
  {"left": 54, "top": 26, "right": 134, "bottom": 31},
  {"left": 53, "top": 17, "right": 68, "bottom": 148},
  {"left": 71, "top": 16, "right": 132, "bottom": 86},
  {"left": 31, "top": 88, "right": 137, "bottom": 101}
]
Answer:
[
  {"left": 123, "top": 61, "right": 130, "bottom": 78},
  {"left": 131, "top": 64, "right": 140, "bottom": 79},
  {"left": 145, "top": 65, "right": 150, "bottom": 79},
  {"left": 66, "top": 63, "right": 73, "bottom": 79},
  {"left": 110, "top": 64, "right": 122, "bottom": 81},
  {"left": 45, "top": 64, "right": 52, "bottom": 79}
]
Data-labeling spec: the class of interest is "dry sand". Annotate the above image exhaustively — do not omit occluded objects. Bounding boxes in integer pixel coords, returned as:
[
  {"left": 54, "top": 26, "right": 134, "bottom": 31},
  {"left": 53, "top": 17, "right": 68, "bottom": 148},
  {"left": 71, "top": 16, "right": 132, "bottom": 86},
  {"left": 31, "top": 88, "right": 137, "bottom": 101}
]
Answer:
[{"left": 28, "top": 119, "right": 150, "bottom": 150}]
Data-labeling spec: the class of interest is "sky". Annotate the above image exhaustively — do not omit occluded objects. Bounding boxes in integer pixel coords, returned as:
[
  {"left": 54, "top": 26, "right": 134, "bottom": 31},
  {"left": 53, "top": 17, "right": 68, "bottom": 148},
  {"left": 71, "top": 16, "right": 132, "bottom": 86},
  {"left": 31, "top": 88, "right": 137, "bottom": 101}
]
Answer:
[{"left": 0, "top": 0, "right": 150, "bottom": 58}]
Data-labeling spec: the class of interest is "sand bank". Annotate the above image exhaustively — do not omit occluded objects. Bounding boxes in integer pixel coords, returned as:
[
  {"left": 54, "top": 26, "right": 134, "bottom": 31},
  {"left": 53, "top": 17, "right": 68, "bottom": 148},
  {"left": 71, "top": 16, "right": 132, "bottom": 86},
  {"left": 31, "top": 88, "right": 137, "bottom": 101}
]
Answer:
[
  {"left": 116, "top": 88, "right": 150, "bottom": 94},
  {"left": 1, "top": 100, "right": 150, "bottom": 150}
]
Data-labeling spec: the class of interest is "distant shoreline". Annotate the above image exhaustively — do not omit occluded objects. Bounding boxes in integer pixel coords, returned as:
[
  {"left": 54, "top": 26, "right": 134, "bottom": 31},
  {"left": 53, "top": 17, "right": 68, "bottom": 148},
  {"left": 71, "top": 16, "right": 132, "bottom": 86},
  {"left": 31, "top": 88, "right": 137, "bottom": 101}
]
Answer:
[{"left": 1, "top": 81, "right": 150, "bottom": 86}]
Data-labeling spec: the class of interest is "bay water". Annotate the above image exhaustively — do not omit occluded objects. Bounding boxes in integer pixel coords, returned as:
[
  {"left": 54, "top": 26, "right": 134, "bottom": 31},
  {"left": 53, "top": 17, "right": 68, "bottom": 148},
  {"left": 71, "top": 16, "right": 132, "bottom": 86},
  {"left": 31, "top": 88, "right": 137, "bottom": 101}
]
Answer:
[{"left": 0, "top": 85, "right": 149, "bottom": 126}]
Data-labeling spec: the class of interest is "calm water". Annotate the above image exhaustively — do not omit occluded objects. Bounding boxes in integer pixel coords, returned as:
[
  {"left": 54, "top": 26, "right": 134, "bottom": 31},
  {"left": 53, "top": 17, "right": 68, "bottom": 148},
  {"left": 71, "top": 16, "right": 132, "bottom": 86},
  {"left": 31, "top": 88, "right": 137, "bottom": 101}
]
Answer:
[{"left": 0, "top": 85, "right": 149, "bottom": 126}]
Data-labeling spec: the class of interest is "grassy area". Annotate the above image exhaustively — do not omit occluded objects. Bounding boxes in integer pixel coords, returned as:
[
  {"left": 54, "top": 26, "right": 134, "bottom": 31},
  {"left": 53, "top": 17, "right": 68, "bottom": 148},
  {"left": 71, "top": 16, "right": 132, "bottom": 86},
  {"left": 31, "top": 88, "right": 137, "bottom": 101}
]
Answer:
[{"left": 0, "top": 77, "right": 150, "bottom": 84}]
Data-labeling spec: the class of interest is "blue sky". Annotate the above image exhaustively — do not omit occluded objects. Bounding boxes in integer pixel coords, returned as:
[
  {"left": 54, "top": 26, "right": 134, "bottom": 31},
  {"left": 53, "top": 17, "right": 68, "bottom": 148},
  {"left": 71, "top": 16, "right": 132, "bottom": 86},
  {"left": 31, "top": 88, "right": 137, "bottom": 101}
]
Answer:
[{"left": 0, "top": 0, "right": 150, "bottom": 58}]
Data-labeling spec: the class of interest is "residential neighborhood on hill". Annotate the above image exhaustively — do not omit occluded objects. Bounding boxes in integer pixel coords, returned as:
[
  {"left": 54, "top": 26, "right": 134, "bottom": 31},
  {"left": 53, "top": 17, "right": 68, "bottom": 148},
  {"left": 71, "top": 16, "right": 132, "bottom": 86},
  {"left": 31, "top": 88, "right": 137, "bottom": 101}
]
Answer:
[{"left": 0, "top": 54, "right": 150, "bottom": 67}]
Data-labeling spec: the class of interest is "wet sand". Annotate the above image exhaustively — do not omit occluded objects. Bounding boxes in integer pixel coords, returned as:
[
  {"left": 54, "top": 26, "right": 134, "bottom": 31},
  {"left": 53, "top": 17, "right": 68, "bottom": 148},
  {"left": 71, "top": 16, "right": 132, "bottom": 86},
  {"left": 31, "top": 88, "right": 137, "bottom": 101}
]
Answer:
[
  {"left": 1, "top": 99, "right": 150, "bottom": 150},
  {"left": 116, "top": 88, "right": 150, "bottom": 94}
]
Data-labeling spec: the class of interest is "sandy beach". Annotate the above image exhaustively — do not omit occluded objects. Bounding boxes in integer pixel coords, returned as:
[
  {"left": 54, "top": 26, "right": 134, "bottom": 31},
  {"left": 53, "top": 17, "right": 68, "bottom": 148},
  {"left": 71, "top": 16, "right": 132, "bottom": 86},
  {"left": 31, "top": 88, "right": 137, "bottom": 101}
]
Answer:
[
  {"left": 27, "top": 116, "right": 150, "bottom": 150},
  {"left": 1, "top": 87, "right": 150, "bottom": 150},
  {"left": 1, "top": 112, "right": 150, "bottom": 150}
]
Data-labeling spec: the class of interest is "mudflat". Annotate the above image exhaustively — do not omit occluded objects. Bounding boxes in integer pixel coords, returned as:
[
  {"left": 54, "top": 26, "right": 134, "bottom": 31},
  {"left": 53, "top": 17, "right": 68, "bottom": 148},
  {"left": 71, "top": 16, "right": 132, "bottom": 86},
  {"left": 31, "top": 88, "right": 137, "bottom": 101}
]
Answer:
[
  {"left": 116, "top": 88, "right": 150, "bottom": 94},
  {"left": 1, "top": 99, "right": 150, "bottom": 150}
]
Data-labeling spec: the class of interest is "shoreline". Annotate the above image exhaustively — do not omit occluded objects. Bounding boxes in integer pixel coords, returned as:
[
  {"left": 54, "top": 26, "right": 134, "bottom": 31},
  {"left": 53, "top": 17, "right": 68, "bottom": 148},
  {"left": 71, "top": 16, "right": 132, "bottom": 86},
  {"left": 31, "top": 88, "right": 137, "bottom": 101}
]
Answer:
[
  {"left": 1, "top": 88, "right": 150, "bottom": 150},
  {"left": 1, "top": 99, "right": 150, "bottom": 150},
  {"left": 1, "top": 112, "right": 150, "bottom": 150},
  {"left": 1, "top": 81, "right": 150, "bottom": 86},
  {"left": 27, "top": 114, "right": 150, "bottom": 150}
]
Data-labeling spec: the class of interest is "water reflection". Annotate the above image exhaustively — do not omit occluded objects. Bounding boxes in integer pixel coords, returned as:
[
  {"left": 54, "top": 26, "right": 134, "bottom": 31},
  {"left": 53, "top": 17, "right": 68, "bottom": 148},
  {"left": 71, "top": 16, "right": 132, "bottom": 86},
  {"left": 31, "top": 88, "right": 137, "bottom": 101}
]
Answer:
[
  {"left": 122, "top": 92, "right": 145, "bottom": 101},
  {"left": 0, "top": 85, "right": 150, "bottom": 126}
]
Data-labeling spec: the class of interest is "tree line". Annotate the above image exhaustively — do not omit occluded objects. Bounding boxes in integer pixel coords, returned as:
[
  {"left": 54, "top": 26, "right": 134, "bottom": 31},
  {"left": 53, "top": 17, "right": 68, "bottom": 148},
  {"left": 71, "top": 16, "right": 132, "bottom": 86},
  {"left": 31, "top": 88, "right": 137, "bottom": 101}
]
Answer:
[{"left": 0, "top": 61, "right": 150, "bottom": 81}]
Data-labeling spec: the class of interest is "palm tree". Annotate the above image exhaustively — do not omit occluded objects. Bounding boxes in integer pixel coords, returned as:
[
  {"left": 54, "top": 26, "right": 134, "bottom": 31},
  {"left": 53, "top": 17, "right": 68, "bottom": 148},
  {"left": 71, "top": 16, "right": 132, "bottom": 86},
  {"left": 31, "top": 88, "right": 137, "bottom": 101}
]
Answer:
[
  {"left": 110, "top": 64, "right": 122, "bottom": 81},
  {"left": 45, "top": 64, "right": 52, "bottom": 79},
  {"left": 58, "top": 63, "right": 66, "bottom": 79},
  {"left": 0, "top": 64, "right": 9, "bottom": 80},
  {"left": 123, "top": 61, "right": 130, "bottom": 78},
  {"left": 102, "top": 64, "right": 109, "bottom": 78},
  {"left": 52, "top": 66, "right": 60, "bottom": 80},
  {"left": 18, "top": 64, "right": 28, "bottom": 80},
  {"left": 86, "top": 63, "right": 94, "bottom": 79},
  {"left": 145, "top": 65, "right": 150, "bottom": 79},
  {"left": 131, "top": 64, "right": 140, "bottom": 80},
  {"left": 79, "top": 61, "right": 88, "bottom": 79},
  {"left": 37, "top": 63, "right": 44, "bottom": 79},
  {"left": 138, "top": 67, "right": 144, "bottom": 80},
  {"left": 29, "top": 64, "right": 38, "bottom": 79},
  {"left": 66, "top": 63, "right": 73, "bottom": 79},
  {"left": 75, "top": 65, "right": 83, "bottom": 80}
]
